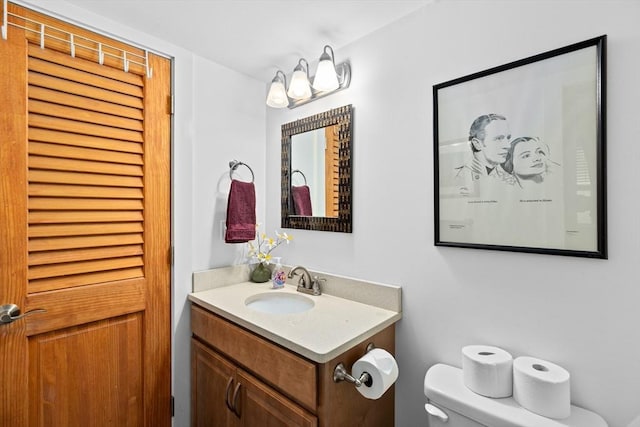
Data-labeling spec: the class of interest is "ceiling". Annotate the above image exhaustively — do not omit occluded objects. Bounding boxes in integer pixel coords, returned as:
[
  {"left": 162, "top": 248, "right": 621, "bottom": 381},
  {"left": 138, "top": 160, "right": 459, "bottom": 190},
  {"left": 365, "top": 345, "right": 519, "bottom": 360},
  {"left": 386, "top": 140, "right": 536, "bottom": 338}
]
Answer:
[{"left": 50, "top": 0, "right": 433, "bottom": 82}]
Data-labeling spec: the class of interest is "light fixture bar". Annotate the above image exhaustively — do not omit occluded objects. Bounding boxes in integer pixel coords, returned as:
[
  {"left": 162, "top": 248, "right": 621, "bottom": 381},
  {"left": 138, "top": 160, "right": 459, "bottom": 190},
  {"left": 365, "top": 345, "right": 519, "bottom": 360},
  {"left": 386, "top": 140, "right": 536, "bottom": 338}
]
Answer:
[{"left": 287, "top": 61, "right": 351, "bottom": 109}]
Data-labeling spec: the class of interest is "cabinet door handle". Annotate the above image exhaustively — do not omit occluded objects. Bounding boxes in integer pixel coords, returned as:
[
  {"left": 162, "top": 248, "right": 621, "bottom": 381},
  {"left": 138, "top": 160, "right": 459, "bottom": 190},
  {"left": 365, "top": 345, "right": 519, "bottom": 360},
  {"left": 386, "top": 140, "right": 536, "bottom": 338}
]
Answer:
[
  {"left": 224, "top": 377, "right": 234, "bottom": 412},
  {"left": 231, "top": 382, "right": 242, "bottom": 417}
]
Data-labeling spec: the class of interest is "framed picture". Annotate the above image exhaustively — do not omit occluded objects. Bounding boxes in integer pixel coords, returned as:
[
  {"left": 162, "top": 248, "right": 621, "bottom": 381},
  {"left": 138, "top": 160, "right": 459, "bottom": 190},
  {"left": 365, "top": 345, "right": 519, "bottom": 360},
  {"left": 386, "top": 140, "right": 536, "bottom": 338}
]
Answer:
[{"left": 434, "top": 36, "right": 607, "bottom": 258}]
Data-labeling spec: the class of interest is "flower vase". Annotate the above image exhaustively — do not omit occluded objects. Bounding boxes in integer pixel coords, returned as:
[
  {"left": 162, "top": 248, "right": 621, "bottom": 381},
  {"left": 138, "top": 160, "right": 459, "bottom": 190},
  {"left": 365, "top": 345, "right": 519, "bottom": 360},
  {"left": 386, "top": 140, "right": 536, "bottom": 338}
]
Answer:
[{"left": 250, "top": 262, "right": 272, "bottom": 283}]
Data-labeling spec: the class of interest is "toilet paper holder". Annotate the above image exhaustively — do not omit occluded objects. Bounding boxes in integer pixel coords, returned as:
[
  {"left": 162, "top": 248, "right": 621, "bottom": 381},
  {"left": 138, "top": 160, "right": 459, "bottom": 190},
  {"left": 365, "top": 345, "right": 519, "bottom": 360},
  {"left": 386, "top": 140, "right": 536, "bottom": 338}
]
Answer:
[{"left": 333, "top": 343, "right": 375, "bottom": 387}]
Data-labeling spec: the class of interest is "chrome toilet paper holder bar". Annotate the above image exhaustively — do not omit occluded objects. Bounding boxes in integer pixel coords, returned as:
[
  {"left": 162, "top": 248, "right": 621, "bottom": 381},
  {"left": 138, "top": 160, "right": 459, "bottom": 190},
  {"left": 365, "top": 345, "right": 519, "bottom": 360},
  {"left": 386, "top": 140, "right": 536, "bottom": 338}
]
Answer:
[{"left": 333, "top": 343, "right": 375, "bottom": 387}]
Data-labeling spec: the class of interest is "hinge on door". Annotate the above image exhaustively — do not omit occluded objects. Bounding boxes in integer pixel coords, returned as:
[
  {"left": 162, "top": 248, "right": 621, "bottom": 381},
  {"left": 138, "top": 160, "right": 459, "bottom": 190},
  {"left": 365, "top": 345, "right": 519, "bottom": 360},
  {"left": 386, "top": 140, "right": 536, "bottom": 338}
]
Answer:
[
  {"left": 167, "top": 94, "right": 174, "bottom": 115},
  {"left": 171, "top": 395, "right": 175, "bottom": 417},
  {"left": 169, "top": 246, "right": 174, "bottom": 266}
]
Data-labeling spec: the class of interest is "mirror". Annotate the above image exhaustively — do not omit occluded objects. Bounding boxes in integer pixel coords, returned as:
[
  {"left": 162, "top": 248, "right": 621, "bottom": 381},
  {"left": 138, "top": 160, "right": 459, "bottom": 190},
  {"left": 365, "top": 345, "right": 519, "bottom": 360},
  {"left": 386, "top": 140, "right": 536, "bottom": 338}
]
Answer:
[{"left": 281, "top": 105, "right": 352, "bottom": 232}]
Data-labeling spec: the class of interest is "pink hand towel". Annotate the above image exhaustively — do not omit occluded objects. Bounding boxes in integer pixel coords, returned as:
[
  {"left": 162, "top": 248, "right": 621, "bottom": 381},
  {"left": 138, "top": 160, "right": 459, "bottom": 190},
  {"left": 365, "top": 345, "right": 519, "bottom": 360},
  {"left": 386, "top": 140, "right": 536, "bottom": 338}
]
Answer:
[
  {"left": 292, "top": 185, "right": 312, "bottom": 216},
  {"left": 225, "top": 179, "right": 256, "bottom": 243}
]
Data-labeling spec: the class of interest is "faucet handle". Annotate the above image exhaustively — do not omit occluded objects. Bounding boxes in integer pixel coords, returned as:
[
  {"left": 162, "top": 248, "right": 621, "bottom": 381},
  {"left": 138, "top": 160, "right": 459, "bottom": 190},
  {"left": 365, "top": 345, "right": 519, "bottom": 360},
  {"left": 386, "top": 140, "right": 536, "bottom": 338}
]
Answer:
[
  {"left": 291, "top": 271, "right": 310, "bottom": 290},
  {"left": 297, "top": 274, "right": 309, "bottom": 288},
  {"left": 311, "top": 276, "right": 325, "bottom": 295}
]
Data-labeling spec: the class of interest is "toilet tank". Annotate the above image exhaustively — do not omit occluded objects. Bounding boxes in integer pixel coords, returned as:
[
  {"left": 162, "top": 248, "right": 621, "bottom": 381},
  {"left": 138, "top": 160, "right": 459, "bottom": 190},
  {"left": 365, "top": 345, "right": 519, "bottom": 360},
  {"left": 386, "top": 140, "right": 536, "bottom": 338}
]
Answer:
[{"left": 424, "top": 364, "right": 608, "bottom": 427}]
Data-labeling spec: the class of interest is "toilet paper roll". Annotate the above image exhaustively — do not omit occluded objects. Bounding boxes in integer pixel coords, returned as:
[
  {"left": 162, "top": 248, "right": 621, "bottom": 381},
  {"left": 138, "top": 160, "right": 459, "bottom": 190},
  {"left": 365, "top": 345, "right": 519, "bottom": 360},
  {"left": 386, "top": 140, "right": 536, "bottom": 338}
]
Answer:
[
  {"left": 513, "top": 356, "right": 571, "bottom": 419},
  {"left": 462, "top": 345, "right": 513, "bottom": 398},
  {"left": 351, "top": 348, "right": 399, "bottom": 400}
]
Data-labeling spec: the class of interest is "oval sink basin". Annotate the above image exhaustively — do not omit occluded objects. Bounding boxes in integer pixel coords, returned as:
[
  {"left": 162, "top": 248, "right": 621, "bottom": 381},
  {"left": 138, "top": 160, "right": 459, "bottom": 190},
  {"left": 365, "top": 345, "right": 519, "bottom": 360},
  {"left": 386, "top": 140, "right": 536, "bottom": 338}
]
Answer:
[{"left": 245, "top": 292, "right": 314, "bottom": 314}]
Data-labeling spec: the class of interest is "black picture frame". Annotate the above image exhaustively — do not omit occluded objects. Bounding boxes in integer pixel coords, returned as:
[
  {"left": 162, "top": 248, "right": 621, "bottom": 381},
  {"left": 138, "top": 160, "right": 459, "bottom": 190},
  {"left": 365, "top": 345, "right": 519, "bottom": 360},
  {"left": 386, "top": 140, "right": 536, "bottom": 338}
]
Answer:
[{"left": 433, "top": 36, "right": 607, "bottom": 258}]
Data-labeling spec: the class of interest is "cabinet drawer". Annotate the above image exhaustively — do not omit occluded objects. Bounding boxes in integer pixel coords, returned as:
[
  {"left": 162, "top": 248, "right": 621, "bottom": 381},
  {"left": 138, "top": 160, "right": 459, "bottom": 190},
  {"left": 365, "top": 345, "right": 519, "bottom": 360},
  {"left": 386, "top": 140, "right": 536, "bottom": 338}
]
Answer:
[{"left": 191, "top": 305, "right": 317, "bottom": 411}]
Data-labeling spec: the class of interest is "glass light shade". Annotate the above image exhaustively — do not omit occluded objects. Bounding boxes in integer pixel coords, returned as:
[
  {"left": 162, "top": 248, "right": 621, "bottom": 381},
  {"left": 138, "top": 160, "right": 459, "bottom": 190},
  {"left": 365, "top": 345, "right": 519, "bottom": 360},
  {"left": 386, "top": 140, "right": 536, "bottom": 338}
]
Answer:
[
  {"left": 312, "top": 59, "right": 339, "bottom": 92},
  {"left": 287, "top": 69, "right": 312, "bottom": 100},
  {"left": 266, "top": 80, "right": 289, "bottom": 108}
]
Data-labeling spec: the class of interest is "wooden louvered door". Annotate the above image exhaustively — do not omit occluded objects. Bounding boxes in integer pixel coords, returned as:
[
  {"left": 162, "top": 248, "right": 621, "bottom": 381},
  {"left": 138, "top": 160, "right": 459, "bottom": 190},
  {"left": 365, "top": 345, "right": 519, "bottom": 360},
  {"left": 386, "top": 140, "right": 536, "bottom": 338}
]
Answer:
[
  {"left": 0, "top": 3, "right": 171, "bottom": 426},
  {"left": 324, "top": 125, "right": 339, "bottom": 217}
]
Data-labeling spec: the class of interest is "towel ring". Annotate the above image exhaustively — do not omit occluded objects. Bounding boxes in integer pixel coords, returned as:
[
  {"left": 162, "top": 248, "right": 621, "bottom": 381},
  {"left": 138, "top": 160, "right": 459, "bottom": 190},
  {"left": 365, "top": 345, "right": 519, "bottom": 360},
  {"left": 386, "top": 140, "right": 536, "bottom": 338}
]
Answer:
[
  {"left": 291, "top": 169, "right": 307, "bottom": 185},
  {"left": 229, "top": 160, "right": 254, "bottom": 183}
]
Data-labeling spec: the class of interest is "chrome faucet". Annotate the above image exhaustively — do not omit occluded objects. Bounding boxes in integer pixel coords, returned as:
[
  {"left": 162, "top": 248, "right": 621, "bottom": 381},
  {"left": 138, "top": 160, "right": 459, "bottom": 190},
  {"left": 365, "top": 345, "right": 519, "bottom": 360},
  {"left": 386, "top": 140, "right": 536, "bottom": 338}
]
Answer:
[{"left": 288, "top": 266, "right": 323, "bottom": 296}]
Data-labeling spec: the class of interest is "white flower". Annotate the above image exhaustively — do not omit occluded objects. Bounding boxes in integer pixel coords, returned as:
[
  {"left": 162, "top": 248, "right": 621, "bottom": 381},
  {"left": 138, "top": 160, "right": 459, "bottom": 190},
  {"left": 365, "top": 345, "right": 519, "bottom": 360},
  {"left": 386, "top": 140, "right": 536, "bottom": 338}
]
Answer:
[
  {"left": 247, "top": 225, "right": 293, "bottom": 264},
  {"left": 276, "top": 230, "right": 292, "bottom": 244}
]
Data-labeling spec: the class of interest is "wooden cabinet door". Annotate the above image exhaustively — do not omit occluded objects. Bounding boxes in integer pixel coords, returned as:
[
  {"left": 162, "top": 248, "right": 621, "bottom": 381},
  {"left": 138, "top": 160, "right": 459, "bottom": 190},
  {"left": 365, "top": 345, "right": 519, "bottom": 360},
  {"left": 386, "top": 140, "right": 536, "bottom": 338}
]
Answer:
[
  {"left": 192, "top": 339, "right": 238, "bottom": 427},
  {"left": 236, "top": 370, "right": 317, "bottom": 427},
  {"left": 0, "top": 3, "right": 171, "bottom": 426}
]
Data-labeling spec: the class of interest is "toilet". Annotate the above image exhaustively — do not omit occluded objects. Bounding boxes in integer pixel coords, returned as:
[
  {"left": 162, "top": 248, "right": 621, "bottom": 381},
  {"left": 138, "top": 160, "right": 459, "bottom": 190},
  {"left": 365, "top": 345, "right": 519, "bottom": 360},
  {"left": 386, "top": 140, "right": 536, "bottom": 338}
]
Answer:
[{"left": 424, "top": 364, "right": 608, "bottom": 427}]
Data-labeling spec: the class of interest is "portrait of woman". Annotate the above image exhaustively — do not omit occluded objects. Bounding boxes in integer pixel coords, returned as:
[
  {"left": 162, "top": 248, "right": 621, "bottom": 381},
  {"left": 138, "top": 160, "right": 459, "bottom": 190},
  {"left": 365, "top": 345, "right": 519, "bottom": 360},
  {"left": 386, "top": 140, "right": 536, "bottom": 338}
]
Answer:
[{"left": 503, "top": 136, "right": 559, "bottom": 188}]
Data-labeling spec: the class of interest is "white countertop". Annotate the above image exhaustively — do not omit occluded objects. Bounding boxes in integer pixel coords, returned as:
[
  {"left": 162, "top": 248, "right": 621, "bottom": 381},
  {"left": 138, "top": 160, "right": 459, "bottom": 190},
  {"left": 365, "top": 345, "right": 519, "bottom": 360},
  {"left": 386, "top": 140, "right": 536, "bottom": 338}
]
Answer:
[{"left": 189, "top": 281, "right": 402, "bottom": 363}]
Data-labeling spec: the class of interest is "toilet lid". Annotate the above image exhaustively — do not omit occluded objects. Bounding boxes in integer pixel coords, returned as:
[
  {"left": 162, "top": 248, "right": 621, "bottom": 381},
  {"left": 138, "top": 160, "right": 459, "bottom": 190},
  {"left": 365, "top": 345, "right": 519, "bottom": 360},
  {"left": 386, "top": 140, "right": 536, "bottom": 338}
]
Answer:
[{"left": 424, "top": 364, "right": 608, "bottom": 427}]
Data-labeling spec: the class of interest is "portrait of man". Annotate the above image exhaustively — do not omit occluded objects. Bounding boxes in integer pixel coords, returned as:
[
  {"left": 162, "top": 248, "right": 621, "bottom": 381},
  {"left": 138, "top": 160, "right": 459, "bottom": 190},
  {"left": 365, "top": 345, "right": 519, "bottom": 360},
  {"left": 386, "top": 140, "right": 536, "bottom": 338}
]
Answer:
[{"left": 454, "top": 113, "right": 512, "bottom": 195}]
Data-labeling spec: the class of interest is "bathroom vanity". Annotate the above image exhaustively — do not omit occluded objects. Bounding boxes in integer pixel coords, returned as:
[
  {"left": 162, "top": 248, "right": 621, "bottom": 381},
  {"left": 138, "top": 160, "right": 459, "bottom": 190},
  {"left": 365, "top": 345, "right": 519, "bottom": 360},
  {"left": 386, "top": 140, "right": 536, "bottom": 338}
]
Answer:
[{"left": 189, "top": 266, "right": 402, "bottom": 427}]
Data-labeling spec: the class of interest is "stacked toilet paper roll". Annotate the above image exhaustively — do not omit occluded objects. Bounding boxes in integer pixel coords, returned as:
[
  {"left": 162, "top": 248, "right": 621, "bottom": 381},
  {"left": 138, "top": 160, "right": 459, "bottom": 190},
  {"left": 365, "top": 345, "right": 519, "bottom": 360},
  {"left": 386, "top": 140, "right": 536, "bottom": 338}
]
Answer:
[
  {"left": 462, "top": 345, "right": 513, "bottom": 398},
  {"left": 513, "top": 356, "right": 571, "bottom": 419},
  {"left": 351, "top": 348, "right": 399, "bottom": 400}
]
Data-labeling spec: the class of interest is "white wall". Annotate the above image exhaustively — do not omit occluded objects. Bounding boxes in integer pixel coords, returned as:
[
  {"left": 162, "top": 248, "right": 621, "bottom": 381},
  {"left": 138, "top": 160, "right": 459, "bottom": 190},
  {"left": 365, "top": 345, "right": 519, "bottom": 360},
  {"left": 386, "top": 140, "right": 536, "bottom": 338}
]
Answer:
[
  {"left": 18, "top": 2, "right": 266, "bottom": 426},
  {"left": 183, "top": 56, "right": 266, "bottom": 425},
  {"left": 266, "top": 2, "right": 640, "bottom": 426}
]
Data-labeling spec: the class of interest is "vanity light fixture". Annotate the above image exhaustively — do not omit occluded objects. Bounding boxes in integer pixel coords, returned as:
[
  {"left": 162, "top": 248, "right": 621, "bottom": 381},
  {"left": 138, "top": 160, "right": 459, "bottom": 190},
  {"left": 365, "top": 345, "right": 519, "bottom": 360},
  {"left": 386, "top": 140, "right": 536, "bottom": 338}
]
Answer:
[
  {"left": 266, "top": 70, "right": 289, "bottom": 108},
  {"left": 265, "top": 44, "right": 351, "bottom": 109},
  {"left": 287, "top": 58, "right": 312, "bottom": 100},
  {"left": 312, "top": 45, "right": 340, "bottom": 92}
]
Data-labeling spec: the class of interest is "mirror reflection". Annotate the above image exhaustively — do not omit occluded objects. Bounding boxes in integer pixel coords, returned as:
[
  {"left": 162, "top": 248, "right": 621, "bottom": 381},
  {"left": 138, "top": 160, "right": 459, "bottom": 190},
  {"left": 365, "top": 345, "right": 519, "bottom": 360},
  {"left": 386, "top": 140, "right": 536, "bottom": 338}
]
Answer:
[
  {"left": 290, "top": 124, "right": 339, "bottom": 218},
  {"left": 281, "top": 104, "right": 352, "bottom": 233}
]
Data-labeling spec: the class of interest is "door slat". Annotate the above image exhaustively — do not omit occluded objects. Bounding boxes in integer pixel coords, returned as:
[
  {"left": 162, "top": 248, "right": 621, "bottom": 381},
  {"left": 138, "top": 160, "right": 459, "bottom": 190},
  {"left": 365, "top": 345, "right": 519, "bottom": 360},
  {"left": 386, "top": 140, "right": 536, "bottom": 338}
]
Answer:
[
  {"left": 29, "top": 244, "right": 144, "bottom": 266},
  {"left": 29, "top": 222, "right": 143, "bottom": 238},
  {"left": 29, "top": 156, "right": 143, "bottom": 176},
  {"left": 28, "top": 56, "right": 144, "bottom": 97},
  {"left": 29, "top": 210, "right": 143, "bottom": 224},
  {"left": 29, "top": 99, "right": 143, "bottom": 131},
  {"left": 28, "top": 256, "right": 144, "bottom": 280},
  {"left": 29, "top": 114, "right": 143, "bottom": 143},
  {"left": 29, "top": 197, "right": 144, "bottom": 211},
  {"left": 29, "top": 128, "right": 143, "bottom": 154},
  {"left": 29, "top": 233, "right": 144, "bottom": 252},
  {"left": 29, "top": 141, "right": 143, "bottom": 165},
  {"left": 29, "top": 170, "right": 143, "bottom": 188},
  {"left": 28, "top": 72, "right": 143, "bottom": 108},
  {"left": 29, "top": 183, "right": 143, "bottom": 199},
  {"left": 29, "top": 86, "right": 143, "bottom": 120}
]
